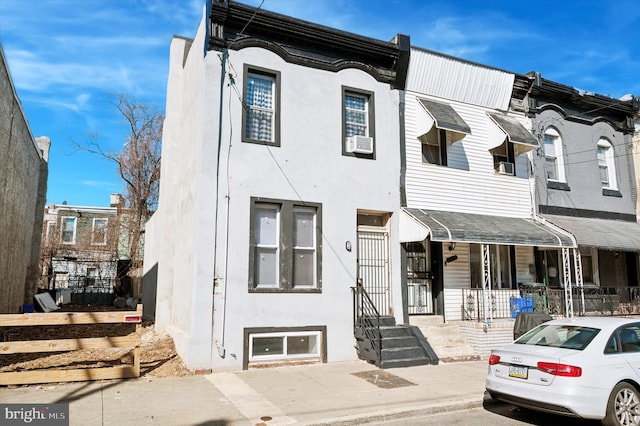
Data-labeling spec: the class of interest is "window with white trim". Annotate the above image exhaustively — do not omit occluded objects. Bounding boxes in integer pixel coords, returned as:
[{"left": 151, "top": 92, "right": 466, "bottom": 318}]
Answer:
[
  {"left": 61, "top": 216, "right": 77, "bottom": 244},
  {"left": 249, "top": 331, "right": 322, "bottom": 362},
  {"left": 243, "top": 66, "right": 280, "bottom": 145},
  {"left": 292, "top": 206, "right": 317, "bottom": 287},
  {"left": 597, "top": 138, "right": 616, "bottom": 189},
  {"left": 45, "top": 220, "right": 56, "bottom": 243},
  {"left": 250, "top": 198, "right": 321, "bottom": 292},
  {"left": 344, "top": 93, "right": 368, "bottom": 138},
  {"left": 252, "top": 204, "right": 280, "bottom": 288},
  {"left": 92, "top": 218, "right": 108, "bottom": 245},
  {"left": 543, "top": 127, "right": 565, "bottom": 182},
  {"left": 342, "top": 87, "right": 375, "bottom": 157},
  {"left": 86, "top": 267, "right": 97, "bottom": 286}
]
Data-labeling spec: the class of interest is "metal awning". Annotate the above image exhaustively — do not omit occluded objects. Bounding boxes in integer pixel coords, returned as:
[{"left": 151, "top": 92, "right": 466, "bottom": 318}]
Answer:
[
  {"left": 401, "top": 208, "right": 574, "bottom": 247},
  {"left": 416, "top": 98, "right": 471, "bottom": 142},
  {"left": 542, "top": 214, "right": 640, "bottom": 251},
  {"left": 487, "top": 112, "right": 539, "bottom": 156}
]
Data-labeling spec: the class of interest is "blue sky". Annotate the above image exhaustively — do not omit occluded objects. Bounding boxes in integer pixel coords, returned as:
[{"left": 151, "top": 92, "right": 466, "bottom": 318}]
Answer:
[{"left": 1, "top": 0, "right": 638, "bottom": 207}]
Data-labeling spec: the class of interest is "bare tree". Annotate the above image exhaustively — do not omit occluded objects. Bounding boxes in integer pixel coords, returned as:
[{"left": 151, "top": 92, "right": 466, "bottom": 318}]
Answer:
[{"left": 72, "top": 94, "right": 162, "bottom": 296}]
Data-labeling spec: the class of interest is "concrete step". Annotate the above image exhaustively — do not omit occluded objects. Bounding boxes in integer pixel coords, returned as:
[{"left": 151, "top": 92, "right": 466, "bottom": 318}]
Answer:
[
  {"left": 383, "top": 335, "right": 419, "bottom": 349},
  {"left": 407, "top": 315, "right": 444, "bottom": 327},
  {"left": 410, "top": 320, "right": 479, "bottom": 363},
  {"left": 381, "top": 346, "right": 427, "bottom": 360},
  {"left": 379, "top": 325, "right": 413, "bottom": 338},
  {"left": 380, "top": 356, "right": 431, "bottom": 369}
]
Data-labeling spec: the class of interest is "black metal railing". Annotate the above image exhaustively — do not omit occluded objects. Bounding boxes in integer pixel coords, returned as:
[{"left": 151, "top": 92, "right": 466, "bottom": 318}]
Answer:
[
  {"left": 462, "top": 286, "right": 640, "bottom": 321},
  {"left": 352, "top": 284, "right": 382, "bottom": 363},
  {"left": 461, "top": 288, "right": 519, "bottom": 321},
  {"left": 548, "top": 287, "right": 640, "bottom": 316},
  {"left": 45, "top": 276, "right": 117, "bottom": 305}
]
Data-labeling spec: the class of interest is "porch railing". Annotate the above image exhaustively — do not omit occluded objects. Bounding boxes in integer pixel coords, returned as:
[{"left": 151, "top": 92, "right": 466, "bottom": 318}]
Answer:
[
  {"left": 461, "top": 288, "right": 519, "bottom": 321},
  {"left": 462, "top": 286, "right": 640, "bottom": 321}
]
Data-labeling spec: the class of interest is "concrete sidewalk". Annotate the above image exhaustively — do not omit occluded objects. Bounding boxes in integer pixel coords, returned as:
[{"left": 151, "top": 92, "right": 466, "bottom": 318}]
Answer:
[{"left": 0, "top": 359, "right": 489, "bottom": 425}]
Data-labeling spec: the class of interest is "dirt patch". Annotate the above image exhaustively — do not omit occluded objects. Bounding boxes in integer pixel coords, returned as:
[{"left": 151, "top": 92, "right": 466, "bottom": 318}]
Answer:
[{"left": 1, "top": 305, "right": 194, "bottom": 384}]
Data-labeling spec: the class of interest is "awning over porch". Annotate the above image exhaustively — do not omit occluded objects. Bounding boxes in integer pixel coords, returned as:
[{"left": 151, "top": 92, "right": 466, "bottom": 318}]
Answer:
[
  {"left": 400, "top": 208, "right": 574, "bottom": 247},
  {"left": 542, "top": 214, "right": 640, "bottom": 251}
]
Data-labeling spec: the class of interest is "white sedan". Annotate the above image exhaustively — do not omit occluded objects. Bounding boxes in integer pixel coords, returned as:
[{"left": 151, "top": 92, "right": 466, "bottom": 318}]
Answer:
[{"left": 486, "top": 316, "right": 640, "bottom": 426}]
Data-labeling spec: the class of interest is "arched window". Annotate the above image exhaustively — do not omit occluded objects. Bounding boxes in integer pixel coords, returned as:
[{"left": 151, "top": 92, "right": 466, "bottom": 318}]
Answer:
[
  {"left": 543, "top": 127, "right": 565, "bottom": 182},
  {"left": 596, "top": 138, "right": 616, "bottom": 189}
]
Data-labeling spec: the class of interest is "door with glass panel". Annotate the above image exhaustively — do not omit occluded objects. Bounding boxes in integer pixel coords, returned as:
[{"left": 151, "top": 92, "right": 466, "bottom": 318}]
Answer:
[{"left": 357, "top": 213, "right": 391, "bottom": 316}]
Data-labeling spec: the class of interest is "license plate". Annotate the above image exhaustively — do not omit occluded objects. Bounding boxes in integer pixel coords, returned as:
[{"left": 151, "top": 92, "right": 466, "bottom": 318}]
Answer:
[{"left": 509, "top": 365, "right": 528, "bottom": 379}]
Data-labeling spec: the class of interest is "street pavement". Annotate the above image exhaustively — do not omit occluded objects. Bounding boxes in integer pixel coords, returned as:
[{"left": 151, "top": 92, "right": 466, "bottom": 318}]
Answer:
[{"left": 0, "top": 359, "right": 489, "bottom": 425}]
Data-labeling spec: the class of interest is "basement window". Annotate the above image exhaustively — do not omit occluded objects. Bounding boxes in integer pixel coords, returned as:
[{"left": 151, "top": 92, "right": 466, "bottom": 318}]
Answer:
[
  {"left": 249, "top": 331, "right": 321, "bottom": 361},
  {"left": 244, "top": 326, "right": 327, "bottom": 369}
]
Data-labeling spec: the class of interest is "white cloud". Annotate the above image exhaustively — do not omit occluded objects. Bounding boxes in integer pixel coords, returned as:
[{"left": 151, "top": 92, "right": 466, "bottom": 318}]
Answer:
[{"left": 81, "top": 180, "right": 120, "bottom": 189}]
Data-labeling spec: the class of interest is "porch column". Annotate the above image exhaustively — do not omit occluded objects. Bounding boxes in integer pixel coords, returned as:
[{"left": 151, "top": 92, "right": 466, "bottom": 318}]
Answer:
[
  {"left": 562, "top": 247, "right": 573, "bottom": 317},
  {"left": 482, "top": 243, "right": 492, "bottom": 323},
  {"left": 573, "top": 249, "right": 585, "bottom": 315}
]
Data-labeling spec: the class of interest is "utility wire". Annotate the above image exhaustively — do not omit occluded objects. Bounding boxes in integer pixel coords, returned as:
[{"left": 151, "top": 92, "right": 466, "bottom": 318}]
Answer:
[
  {"left": 225, "top": 65, "right": 358, "bottom": 284},
  {"left": 540, "top": 149, "right": 637, "bottom": 168},
  {"left": 227, "top": 0, "right": 265, "bottom": 49}
]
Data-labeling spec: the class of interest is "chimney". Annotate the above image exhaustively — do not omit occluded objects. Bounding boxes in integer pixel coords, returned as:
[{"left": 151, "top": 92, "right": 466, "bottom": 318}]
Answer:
[
  {"left": 36, "top": 136, "right": 51, "bottom": 162},
  {"left": 110, "top": 193, "right": 124, "bottom": 208}
]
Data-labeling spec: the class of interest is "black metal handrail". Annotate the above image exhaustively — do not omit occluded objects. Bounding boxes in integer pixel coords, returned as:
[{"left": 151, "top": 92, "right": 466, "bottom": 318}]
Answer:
[{"left": 352, "top": 283, "right": 382, "bottom": 363}]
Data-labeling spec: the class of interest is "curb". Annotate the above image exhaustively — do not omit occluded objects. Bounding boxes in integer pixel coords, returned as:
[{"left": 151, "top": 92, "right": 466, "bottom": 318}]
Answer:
[{"left": 301, "top": 397, "right": 486, "bottom": 425}]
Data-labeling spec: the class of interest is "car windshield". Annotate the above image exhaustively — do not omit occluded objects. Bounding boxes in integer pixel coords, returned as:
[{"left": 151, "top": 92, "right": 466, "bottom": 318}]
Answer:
[{"left": 515, "top": 324, "right": 600, "bottom": 350}]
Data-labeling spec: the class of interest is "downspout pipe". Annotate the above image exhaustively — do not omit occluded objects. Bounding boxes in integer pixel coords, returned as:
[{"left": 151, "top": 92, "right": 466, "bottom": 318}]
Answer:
[{"left": 213, "top": 48, "right": 229, "bottom": 358}]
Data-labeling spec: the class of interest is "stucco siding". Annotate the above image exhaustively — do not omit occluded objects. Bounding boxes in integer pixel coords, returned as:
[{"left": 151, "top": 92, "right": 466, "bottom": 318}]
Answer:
[
  {"left": 209, "top": 47, "right": 403, "bottom": 370},
  {"left": 0, "top": 45, "right": 48, "bottom": 313},
  {"left": 149, "top": 9, "right": 405, "bottom": 371},
  {"left": 147, "top": 16, "right": 214, "bottom": 369},
  {"left": 534, "top": 109, "right": 637, "bottom": 216}
]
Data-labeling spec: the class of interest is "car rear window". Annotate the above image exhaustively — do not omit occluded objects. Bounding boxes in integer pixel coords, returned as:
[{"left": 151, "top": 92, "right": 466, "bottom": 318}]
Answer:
[{"left": 515, "top": 324, "right": 600, "bottom": 350}]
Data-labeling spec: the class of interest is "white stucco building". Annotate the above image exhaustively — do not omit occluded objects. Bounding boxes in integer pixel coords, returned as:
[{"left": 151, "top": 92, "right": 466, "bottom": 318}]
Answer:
[{"left": 144, "top": 1, "right": 410, "bottom": 371}]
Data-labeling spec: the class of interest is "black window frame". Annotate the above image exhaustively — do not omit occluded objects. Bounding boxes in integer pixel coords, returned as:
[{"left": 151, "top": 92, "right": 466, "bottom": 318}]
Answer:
[
  {"left": 249, "top": 197, "right": 322, "bottom": 293},
  {"left": 243, "top": 326, "right": 328, "bottom": 369},
  {"left": 341, "top": 86, "right": 375, "bottom": 159},
  {"left": 242, "top": 65, "right": 281, "bottom": 147}
]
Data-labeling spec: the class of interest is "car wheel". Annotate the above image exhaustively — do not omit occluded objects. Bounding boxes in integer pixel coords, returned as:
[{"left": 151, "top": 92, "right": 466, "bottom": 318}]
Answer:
[{"left": 603, "top": 382, "right": 640, "bottom": 426}]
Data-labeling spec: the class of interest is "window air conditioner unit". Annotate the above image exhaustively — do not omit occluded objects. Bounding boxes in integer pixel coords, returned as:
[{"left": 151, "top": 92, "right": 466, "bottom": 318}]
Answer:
[
  {"left": 346, "top": 135, "right": 374, "bottom": 154},
  {"left": 497, "top": 161, "right": 515, "bottom": 175}
]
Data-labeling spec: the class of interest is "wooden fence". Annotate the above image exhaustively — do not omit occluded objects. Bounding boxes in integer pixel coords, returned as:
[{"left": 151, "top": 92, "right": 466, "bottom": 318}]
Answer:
[{"left": 0, "top": 304, "right": 142, "bottom": 385}]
